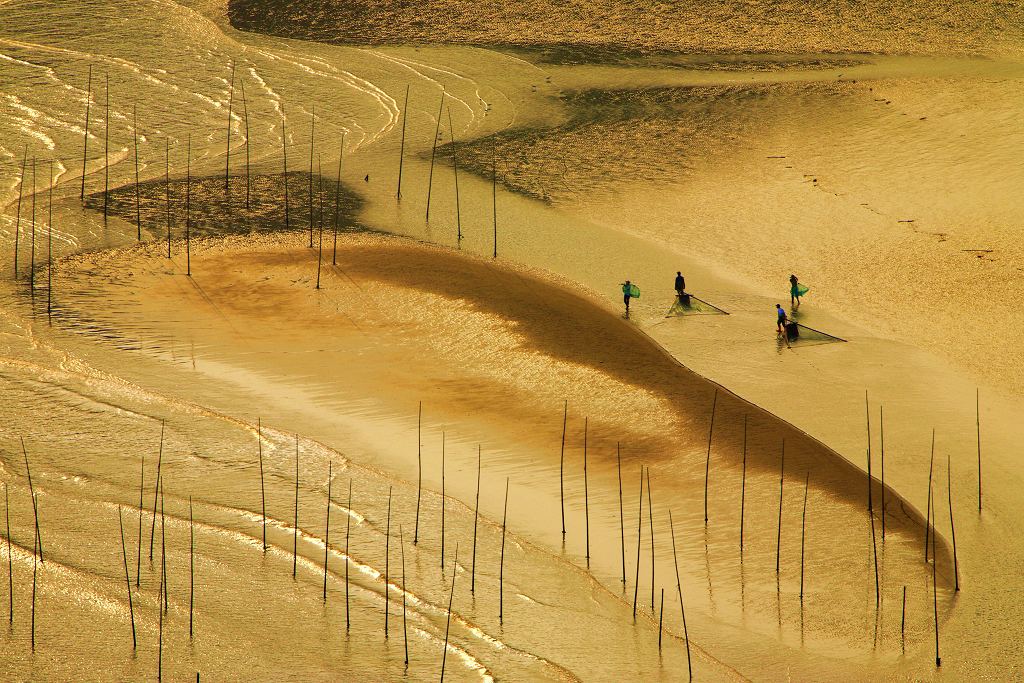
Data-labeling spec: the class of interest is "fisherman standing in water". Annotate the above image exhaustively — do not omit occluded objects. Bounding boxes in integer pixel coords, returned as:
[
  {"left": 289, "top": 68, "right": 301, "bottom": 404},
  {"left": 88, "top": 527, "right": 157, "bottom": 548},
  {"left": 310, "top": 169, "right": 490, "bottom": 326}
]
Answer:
[
  {"left": 790, "top": 274, "right": 803, "bottom": 307},
  {"left": 776, "top": 303, "right": 788, "bottom": 334},
  {"left": 674, "top": 271, "right": 686, "bottom": 298}
]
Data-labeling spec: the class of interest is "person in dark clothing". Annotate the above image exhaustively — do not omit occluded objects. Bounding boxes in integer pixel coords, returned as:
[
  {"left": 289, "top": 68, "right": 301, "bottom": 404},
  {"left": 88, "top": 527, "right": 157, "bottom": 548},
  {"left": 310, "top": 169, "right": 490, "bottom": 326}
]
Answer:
[
  {"left": 623, "top": 280, "right": 634, "bottom": 313},
  {"left": 674, "top": 271, "right": 686, "bottom": 297},
  {"left": 790, "top": 274, "right": 802, "bottom": 307}
]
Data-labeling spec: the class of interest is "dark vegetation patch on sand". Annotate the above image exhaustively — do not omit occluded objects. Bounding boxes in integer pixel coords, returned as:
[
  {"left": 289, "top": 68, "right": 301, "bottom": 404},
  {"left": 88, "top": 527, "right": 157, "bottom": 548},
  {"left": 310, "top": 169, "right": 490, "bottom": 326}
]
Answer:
[
  {"left": 227, "top": 0, "right": 1023, "bottom": 58},
  {"left": 442, "top": 82, "right": 857, "bottom": 203},
  {"left": 85, "top": 171, "right": 365, "bottom": 240}
]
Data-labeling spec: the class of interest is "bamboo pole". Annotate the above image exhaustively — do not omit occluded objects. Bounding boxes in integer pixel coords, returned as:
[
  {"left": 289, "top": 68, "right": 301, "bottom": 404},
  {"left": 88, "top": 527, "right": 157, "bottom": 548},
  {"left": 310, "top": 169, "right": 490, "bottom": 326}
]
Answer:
[
  {"left": 119, "top": 506, "right": 137, "bottom": 648},
  {"left": 240, "top": 77, "right": 250, "bottom": 211},
  {"left": 740, "top": 414, "right": 747, "bottom": 551},
  {"left": 158, "top": 496, "right": 165, "bottom": 681},
  {"left": 13, "top": 146, "right": 26, "bottom": 278},
  {"left": 866, "top": 391, "right": 873, "bottom": 512},
  {"left": 415, "top": 401, "right": 422, "bottom": 544},
  {"left": 189, "top": 496, "right": 194, "bottom": 638},
  {"left": 870, "top": 489, "right": 879, "bottom": 608},
  {"left": 21, "top": 438, "right": 42, "bottom": 562},
  {"left": 160, "top": 479, "right": 167, "bottom": 612},
  {"left": 471, "top": 445, "right": 481, "bottom": 593},
  {"left": 103, "top": 73, "right": 109, "bottom": 220},
  {"left": 282, "top": 104, "right": 290, "bottom": 230},
  {"left": 332, "top": 133, "right": 344, "bottom": 265},
  {"left": 397, "top": 85, "right": 409, "bottom": 200},
  {"left": 31, "top": 493, "right": 37, "bottom": 651},
  {"left": 385, "top": 486, "right": 391, "bottom": 638},
  {"left": 164, "top": 138, "right": 171, "bottom": 258},
  {"left": 583, "top": 417, "right": 590, "bottom": 562},
  {"left": 932, "top": 478, "right": 941, "bottom": 667},
  {"left": 345, "top": 479, "right": 351, "bottom": 631},
  {"left": 632, "top": 467, "right": 643, "bottom": 619},
  {"left": 901, "top": 585, "right": 907, "bottom": 650},
  {"left": 400, "top": 524, "right": 409, "bottom": 667},
  {"left": 4, "top": 483, "right": 11, "bottom": 624},
  {"left": 258, "top": 418, "right": 266, "bottom": 552},
  {"left": 224, "top": 59, "right": 235, "bottom": 195},
  {"left": 134, "top": 104, "right": 141, "bottom": 240},
  {"left": 976, "top": 388, "right": 982, "bottom": 512},
  {"left": 81, "top": 64, "right": 92, "bottom": 201},
  {"left": 617, "top": 443, "right": 625, "bottom": 584},
  {"left": 776, "top": 440, "right": 784, "bottom": 574},
  {"left": 499, "top": 477, "right": 509, "bottom": 624},
  {"left": 880, "top": 405, "right": 886, "bottom": 540},
  {"left": 800, "top": 473, "right": 809, "bottom": 600},
  {"left": 440, "top": 543, "right": 458, "bottom": 682},
  {"left": 30, "top": 160, "right": 35, "bottom": 291},
  {"left": 947, "top": 454, "right": 959, "bottom": 591},
  {"left": 185, "top": 134, "right": 191, "bottom": 277},
  {"left": 136, "top": 456, "right": 144, "bottom": 586},
  {"left": 925, "top": 430, "right": 935, "bottom": 561},
  {"left": 47, "top": 161, "right": 52, "bottom": 316},
  {"left": 491, "top": 140, "right": 497, "bottom": 258},
  {"left": 669, "top": 510, "right": 692, "bottom": 681},
  {"left": 647, "top": 467, "right": 654, "bottom": 610},
  {"left": 308, "top": 105, "right": 315, "bottom": 247},
  {"left": 323, "top": 462, "right": 331, "bottom": 602},
  {"left": 293, "top": 435, "right": 299, "bottom": 578},
  {"left": 658, "top": 588, "right": 665, "bottom": 650},
  {"left": 703, "top": 389, "right": 718, "bottom": 523},
  {"left": 559, "top": 401, "right": 566, "bottom": 537},
  {"left": 441, "top": 432, "right": 446, "bottom": 568},
  {"left": 447, "top": 106, "right": 462, "bottom": 242},
  {"left": 315, "top": 156, "right": 323, "bottom": 289},
  {"left": 425, "top": 89, "right": 445, "bottom": 222}
]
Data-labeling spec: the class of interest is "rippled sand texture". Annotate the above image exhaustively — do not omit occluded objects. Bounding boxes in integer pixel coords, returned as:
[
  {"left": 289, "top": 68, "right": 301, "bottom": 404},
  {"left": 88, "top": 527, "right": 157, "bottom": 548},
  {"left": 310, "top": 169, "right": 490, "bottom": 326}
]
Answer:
[
  {"left": 228, "top": 0, "right": 1024, "bottom": 57},
  {"left": 4, "top": 232, "right": 948, "bottom": 680},
  {"left": 1, "top": 0, "right": 1022, "bottom": 680}
]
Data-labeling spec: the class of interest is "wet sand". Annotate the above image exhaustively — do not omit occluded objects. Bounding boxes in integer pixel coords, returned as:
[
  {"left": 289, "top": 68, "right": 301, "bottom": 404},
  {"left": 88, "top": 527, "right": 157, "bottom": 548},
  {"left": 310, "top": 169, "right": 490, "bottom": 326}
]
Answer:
[{"left": 1, "top": 0, "right": 1023, "bottom": 679}]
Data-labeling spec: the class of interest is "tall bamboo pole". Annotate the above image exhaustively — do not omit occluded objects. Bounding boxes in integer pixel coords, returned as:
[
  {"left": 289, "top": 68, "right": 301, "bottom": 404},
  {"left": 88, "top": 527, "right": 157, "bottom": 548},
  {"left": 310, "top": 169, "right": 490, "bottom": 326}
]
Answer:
[
  {"left": 632, "top": 467, "right": 643, "bottom": 619},
  {"left": 13, "top": 146, "right": 26, "bottom": 278},
  {"left": 282, "top": 104, "right": 290, "bottom": 230},
  {"left": 414, "top": 401, "right": 422, "bottom": 544},
  {"left": 776, "top": 439, "right": 784, "bottom": 574},
  {"left": 397, "top": 85, "right": 409, "bottom": 200},
  {"left": 740, "top": 414, "right": 747, "bottom": 550},
  {"left": 332, "top": 133, "right": 344, "bottom": 265},
  {"left": 440, "top": 544, "right": 458, "bottom": 682},
  {"left": 133, "top": 104, "right": 141, "bottom": 240},
  {"left": 240, "top": 77, "right": 250, "bottom": 210},
  {"left": 323, "top": 461, "right": 332, "bottom": 602},
  {"left": 447, "top": 106, "right": 462, "bottom": 242},
  {"left": 103, "top": 73, "right": 109, "bottom": 220},
  {"left": 617, "top": 443, "right": 625, "bottom": 583},
  {"left": 583, "top": 417, "right": 590, "bottom": 562},
  {"left": 499, "top": 478, "right": 509, "bottom": 624},
  {"left": 425, "top": 89, "right": 445, "bottom": 222},
  {"left": 669, "top": 510, "right": 692, "bottom": 681},
  {"left": 559, "top": 401, "right": 567, "bottom": 537},
  {"left": 224, "top": 59, "right": 235, "bottom": 194},
  {"left": 293, "top": 435, "right": 300, "bottom": 577},
  {"left": 80, "top": 65, "right": 92, "bottom": 201},
  {"left": 471, "top": 445, "right": 481, "bottom": 593},
  {"left": 307, "top": 105, "right": 315, "bottom": 247},
  {"left": 703, "top": 389, "right": 718, "bottom": 523}
]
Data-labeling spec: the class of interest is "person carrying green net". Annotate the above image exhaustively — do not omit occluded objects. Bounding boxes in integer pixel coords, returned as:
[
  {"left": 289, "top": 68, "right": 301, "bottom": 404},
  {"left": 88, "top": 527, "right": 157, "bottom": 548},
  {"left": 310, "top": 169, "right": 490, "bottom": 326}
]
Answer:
[
  {"left": 790, "top": 274, "right": 809, "bottom": 307},
  {"left": 622, "top": 280, "right": 640, "bottom": 314}
]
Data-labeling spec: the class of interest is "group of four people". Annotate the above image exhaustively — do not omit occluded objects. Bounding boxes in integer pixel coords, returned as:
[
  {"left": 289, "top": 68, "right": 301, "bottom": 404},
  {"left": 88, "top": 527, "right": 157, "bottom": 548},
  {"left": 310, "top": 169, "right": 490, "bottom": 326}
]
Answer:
[{"left": 622, "top": 272, "right": 806, "bottom": 334}]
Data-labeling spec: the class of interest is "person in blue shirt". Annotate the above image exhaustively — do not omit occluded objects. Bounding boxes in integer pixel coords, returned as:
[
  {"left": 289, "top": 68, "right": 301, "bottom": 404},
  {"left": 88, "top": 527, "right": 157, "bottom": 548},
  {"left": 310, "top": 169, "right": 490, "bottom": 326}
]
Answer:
[{"left": 776, "top": 303, "right": 788, "bottom": 333}]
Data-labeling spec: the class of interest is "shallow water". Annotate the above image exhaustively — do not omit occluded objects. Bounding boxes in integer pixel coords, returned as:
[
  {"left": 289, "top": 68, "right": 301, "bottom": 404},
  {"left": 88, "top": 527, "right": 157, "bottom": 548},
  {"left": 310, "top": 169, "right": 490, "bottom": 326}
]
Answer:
[{"left": 1, "top": 0, "right": 1022, "bottom": 679}]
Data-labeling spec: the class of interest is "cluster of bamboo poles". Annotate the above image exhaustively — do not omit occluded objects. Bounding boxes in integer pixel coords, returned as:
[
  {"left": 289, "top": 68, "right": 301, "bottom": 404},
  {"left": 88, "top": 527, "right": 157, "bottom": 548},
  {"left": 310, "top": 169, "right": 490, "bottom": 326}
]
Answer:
[
  {"left": 12, "top": 65, "right": 501, "bottom": 293},
  {"left": 0, "top": 386, "right": 981, "bottom": 678}
]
